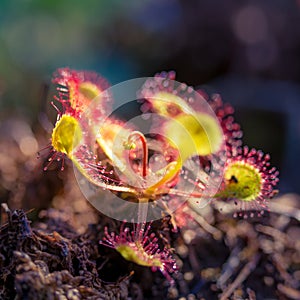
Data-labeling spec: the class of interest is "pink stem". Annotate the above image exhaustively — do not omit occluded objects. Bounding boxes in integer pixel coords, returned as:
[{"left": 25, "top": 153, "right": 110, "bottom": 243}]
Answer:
[
  {"left": 128, "top": 131, "right": 148, "bottom": 178},
  {"left": 127, "top": 131, "right": 149, "bottom": 239}
]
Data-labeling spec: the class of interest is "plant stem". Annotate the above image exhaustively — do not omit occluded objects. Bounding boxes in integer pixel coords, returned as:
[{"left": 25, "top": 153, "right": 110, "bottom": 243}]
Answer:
[
  {"left": 136, "top": 202, "right": 149, "bottom": 240},
  {"left": 128, "top": 131, "right": 149, "bottom": 239},
  {"left": 128, "top": 131, "right": 148, "bottom": 177}
]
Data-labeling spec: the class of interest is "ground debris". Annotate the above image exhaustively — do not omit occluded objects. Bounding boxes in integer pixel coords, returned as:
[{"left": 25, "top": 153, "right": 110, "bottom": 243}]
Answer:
[
  {"left": 175, "top": 194, "right": 300, "bottom": 300},
  {"left": 1, "top": 191, "right": 300, "bottom": 299},
  {"left": 0, "top": 204, "right": 129, "bottom": 300}
]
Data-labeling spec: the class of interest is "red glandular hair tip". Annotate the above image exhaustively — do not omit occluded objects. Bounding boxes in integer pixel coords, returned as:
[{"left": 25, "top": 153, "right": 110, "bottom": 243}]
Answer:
[
  {"left": 222, "top": 146, "right": 279, "bottom": 217},
  {"left": 100, "top": 222, "right": 178, "bottom": 284},
  {"left": 209, "top": 94, "right": 243, "bottom": 151},
  {"left": 52, "top": 67, "right": 110, "bottom": 118},
  {"left": 139, "top": 70, "right": 195, "bottom": 105},
  {"left": 37, "top": 143, "right": 66, "bottom": 171},
  {"left": 232, "top": 146, "right": 279, "bottom": 195}
]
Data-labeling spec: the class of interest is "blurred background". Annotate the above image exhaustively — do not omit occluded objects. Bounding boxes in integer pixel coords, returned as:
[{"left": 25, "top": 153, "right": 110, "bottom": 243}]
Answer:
[{"left": 0, "top": 0, "right": 299, "bottom": 206}]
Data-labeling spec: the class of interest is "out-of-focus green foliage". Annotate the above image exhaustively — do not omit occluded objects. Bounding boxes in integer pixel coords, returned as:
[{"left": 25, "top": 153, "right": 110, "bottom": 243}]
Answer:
[{"left": 0, "top": 0, "right": 144, "bottom": 117}]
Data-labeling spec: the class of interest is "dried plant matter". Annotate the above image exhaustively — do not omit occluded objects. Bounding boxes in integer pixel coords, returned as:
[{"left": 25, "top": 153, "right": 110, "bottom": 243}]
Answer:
[
  {"left": 0, "top": 194, "right": 299, "bottom": 299},
  {"left": 0, "top": 204, "right": 129, "bottom": 300}
]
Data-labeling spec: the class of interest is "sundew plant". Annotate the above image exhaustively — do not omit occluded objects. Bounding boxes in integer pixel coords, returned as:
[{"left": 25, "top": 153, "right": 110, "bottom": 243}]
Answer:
[{"left": 42, "top": 68, "right": 279, "bottom": 284}]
